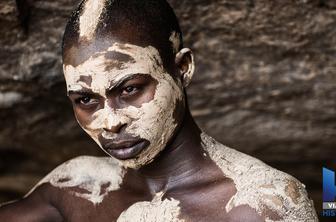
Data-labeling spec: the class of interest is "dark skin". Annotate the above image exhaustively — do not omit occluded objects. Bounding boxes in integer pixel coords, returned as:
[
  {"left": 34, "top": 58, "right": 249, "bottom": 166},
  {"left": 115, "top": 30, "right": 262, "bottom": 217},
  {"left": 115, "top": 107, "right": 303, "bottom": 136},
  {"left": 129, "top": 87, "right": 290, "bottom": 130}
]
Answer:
[
  {"left": 0, "top": 116, "right": 264, "bottom": 222},
  {"left": 0, "top": 38, "right": 268, "bottom": 222}
]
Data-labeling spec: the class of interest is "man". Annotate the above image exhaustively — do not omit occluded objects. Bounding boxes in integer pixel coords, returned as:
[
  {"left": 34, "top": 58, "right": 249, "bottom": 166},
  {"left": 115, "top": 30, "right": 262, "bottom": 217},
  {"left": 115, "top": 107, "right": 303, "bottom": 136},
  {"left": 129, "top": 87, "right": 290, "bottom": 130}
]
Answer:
[{"left": 0, "top": 0, "right": 318, "bottom": 221}]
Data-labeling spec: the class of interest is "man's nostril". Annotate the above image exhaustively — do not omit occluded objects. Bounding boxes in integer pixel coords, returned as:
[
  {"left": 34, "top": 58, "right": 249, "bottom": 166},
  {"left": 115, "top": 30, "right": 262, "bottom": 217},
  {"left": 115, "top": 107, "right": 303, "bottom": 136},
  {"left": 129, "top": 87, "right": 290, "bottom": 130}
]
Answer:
[{"left": 104, "top": 123, "right": 127, "bottom": 134}]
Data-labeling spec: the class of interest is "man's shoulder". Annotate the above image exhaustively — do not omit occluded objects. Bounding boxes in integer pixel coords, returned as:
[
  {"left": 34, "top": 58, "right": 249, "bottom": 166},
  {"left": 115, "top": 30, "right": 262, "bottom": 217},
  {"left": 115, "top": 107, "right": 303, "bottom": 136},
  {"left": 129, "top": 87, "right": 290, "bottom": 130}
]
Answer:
[
  {"left": 37, "top": 156, "right": 124, "bottom": 185},
  {"left": 201, "top": 133, "right": 318, "bottom": 221},
  {"left": 27, "top": 156, "right": 125, "bottom": 204},
  {"left": 201, "top": 132, "right": 281, "bottom": 179}
]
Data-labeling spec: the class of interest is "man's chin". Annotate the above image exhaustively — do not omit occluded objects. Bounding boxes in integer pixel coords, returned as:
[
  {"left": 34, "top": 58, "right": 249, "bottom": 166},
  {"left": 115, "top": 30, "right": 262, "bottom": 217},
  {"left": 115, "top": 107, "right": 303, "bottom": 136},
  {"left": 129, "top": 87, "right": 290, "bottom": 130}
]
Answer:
[
  {"left": 113, "top": 145, "right": 164, "bottom": 169},
  {"left": 118, "top": 155, "right": 157, "bottom": 170}
]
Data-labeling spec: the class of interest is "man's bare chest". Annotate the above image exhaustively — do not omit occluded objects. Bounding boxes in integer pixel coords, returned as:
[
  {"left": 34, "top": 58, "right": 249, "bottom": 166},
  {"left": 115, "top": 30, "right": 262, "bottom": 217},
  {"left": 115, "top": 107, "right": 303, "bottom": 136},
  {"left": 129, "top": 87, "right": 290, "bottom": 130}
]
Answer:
[{"left": 53, "top": 180, "right": 263, "bottom": 222}]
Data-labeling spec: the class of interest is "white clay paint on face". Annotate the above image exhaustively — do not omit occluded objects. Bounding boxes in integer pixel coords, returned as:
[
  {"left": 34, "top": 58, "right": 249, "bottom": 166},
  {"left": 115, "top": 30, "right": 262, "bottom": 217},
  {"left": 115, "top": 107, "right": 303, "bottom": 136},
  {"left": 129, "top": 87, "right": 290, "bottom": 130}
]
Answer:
[
  {"left": 117, "top": 192, "right": 184, "bottom": 222},
  {"left": 79, "top": 0, "right": 106, "bottom": 40},
  {"left": 64, "top": 43, "right": 184, "bottom": 169},
  {"left": 27, "top": 156, "right": 125, "bottom": 205},
  {"left": 200, "top": 133, "right": 318, "bottom": 222}
]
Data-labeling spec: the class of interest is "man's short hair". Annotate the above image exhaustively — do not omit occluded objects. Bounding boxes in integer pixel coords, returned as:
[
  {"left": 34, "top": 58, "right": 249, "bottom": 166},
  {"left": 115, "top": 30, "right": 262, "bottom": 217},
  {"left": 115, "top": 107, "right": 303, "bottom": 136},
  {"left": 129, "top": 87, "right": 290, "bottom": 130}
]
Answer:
[{"left": 62, "top": 0, "right": 183, "bottom": 70}]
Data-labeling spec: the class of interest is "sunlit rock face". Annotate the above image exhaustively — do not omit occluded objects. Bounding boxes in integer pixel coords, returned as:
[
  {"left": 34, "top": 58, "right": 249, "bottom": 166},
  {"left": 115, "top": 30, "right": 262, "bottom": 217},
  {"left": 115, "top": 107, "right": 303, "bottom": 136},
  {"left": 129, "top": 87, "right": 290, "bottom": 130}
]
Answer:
[{"left": 1, "top": 0, "right": 335, "bottom": 219}]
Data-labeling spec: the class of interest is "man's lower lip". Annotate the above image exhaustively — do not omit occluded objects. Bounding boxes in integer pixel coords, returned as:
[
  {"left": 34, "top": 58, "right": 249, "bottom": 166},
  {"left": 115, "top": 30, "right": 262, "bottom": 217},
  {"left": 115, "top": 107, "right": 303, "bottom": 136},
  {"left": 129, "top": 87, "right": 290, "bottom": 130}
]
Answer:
[{"left": 105, "top": 141, "right": 148, "bottom": 160}]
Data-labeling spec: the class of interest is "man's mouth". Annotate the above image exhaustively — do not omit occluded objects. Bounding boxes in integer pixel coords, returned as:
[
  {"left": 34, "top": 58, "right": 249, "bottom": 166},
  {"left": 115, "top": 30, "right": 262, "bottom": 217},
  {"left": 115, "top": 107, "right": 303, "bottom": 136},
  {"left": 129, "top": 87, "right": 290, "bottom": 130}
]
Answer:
[{"left": 102, "top": 139, "right": 149, "bottom": 160}]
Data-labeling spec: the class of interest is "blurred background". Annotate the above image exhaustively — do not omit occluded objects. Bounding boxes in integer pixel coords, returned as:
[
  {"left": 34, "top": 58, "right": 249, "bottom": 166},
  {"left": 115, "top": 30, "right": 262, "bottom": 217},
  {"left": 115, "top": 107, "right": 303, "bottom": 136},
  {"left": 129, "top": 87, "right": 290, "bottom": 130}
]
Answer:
[{"left": 0, "top": 0, "right": 335, "bottom": 221}]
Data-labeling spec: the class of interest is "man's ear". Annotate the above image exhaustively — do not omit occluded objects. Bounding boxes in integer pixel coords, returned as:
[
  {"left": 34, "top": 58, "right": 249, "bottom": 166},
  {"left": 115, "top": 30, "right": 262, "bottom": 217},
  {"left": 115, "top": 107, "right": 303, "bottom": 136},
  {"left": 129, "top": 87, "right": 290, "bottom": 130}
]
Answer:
[{"left": 175, "top": 48, "right": 195, "bottom": 87}]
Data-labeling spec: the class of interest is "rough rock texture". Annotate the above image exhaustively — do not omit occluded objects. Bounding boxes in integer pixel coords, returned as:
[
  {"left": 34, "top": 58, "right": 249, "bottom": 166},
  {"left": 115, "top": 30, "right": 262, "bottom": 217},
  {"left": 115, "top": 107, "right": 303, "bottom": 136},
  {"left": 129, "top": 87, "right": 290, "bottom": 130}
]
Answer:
[{"left": 1, "top": 0, "right": 335, "bottom": 220}]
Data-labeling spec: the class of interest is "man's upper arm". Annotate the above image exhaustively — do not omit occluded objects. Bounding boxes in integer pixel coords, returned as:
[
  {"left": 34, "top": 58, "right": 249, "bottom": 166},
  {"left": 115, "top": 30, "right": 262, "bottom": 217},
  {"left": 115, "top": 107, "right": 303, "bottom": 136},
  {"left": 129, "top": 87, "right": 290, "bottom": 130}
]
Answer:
[
  {"left": 0, "top": 186, "right": 63, "bottom": 222},
  {"left": 261, "top": 176, "right": 318, "bottom": 222}
]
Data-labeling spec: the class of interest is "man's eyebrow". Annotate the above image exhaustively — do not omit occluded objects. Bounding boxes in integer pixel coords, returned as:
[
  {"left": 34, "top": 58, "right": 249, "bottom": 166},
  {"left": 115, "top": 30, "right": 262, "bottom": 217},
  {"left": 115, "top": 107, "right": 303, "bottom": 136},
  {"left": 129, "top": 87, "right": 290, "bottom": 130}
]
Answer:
[
  {"left": 67, "top": 88, "right": 95, "bottom": 96},
  {"left": 108, "top": 73, "right": 150, "bottom": 91}
]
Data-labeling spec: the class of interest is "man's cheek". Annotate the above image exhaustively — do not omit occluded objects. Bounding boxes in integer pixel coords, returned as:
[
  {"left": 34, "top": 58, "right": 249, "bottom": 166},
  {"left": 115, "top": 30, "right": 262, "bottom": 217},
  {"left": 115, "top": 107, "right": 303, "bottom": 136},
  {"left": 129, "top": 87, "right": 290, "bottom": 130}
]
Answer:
[
  {"left": 81, "top": 121, "right": 100, "bottom": 139},
  {"left": 81, "top": 124, "right": 103, "bottom": 148},
  {"left": 84, "top": 108, "right": 110, "bottom": 130},
  {"left": 125, "top": 106, "right": 166, "bottom": 142},
  {"left": 75, "top": 112, "right": 104, "bottom": 142},
  {"left": 75, "top": 111, "right": 95, "bottom": 130},
  {"left": 126, "top": 119, "right": 148, "bottom": 139}
]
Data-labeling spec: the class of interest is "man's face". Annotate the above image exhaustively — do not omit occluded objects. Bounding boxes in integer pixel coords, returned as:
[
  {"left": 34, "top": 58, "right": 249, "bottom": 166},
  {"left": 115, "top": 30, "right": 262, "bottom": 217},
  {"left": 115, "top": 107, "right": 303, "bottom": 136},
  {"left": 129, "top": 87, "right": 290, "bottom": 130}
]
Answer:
[{"left": 63, "top": 41, "right": 184, "bottom": 168}]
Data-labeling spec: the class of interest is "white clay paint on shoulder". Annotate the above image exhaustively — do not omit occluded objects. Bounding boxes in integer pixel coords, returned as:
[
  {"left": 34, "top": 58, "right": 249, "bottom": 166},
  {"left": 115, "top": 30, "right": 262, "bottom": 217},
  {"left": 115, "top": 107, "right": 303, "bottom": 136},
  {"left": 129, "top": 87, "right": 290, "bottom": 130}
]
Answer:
[
  {"left": 64, "top": 43, "right": 184, "bottom": 169},
  {"left": 79, "top": 0, "right": 106, "bottom": 40},
  {"left": 117, "top": 192, "right": 184, "bottom": 222},
  {"left": 200, "top": 133, "right": 318, "bottom": 222},
  {"left": 27, "top": 156, "right": 125, "bottom": 205}
]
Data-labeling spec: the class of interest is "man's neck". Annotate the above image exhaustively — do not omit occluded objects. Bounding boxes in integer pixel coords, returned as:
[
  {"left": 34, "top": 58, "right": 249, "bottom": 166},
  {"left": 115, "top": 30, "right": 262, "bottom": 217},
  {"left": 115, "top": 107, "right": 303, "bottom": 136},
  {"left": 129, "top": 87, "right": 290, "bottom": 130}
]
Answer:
[{"left": 133, "top": 110, "right": 206, "bottom": 194}]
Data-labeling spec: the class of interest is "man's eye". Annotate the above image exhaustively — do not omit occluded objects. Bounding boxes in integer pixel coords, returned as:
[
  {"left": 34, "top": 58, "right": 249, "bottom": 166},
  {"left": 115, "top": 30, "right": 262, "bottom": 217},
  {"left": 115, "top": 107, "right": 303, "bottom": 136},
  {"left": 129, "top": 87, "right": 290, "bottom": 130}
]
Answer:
[
  {"left": 75, "top": 96, "right": 98, "bottom": 106},
  {"left": 121, "top": 86, "right": 139, "bottom": 96}
]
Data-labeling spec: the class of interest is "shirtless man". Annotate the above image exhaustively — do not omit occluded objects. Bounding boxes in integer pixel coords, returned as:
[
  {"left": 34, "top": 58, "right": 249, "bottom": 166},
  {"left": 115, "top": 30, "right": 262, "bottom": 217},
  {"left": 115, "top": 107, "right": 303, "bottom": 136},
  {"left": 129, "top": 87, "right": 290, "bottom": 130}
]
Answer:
[{"left": 0, "top": 0, "right": 318, "bottom": 221}]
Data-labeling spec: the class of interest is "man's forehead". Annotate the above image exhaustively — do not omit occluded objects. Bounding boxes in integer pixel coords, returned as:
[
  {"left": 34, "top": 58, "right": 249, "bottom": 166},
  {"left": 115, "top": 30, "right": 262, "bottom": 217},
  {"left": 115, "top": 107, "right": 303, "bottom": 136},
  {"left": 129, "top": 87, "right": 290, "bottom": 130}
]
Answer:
[
  {"left": 63, "top": 42, "right": 162, "bottom": 69},
  {"left": 104, "top": 51, "right": 135, "bottom": 64},
  {"left": 63, "top": 42, "right": 166, "bottom": 94}
]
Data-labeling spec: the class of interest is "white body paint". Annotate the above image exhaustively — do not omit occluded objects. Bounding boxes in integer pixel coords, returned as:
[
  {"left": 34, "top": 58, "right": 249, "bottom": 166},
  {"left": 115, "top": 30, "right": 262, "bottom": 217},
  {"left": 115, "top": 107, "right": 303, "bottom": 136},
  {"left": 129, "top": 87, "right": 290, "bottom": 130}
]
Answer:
[
  {"left": 117, "top": 192, "right": 184, "bottom": 222},
  {"left": 79, "top": 0, "right": 106, "bottom": 40},
  {"left": 27, "top": 136, "right": 317, "bottom": 220},
  {"left": 200, "top": 133, "right": 318, "bottom": 222},
  {"left": 28, "top": 156, "right": 125, "bottom": 205},
  {"left": 29, "top": 156, "right": 183, "bottom": 221},
  {"left": 64, "top": 43, "right": 184, "bottom": 169}
]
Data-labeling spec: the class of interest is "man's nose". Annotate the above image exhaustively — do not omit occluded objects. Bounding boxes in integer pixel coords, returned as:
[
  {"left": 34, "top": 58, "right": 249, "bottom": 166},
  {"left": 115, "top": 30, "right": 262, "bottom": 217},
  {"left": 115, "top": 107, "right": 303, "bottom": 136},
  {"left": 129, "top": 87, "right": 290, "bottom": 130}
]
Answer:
[{"left": 103, "top": 112, "right": 127, "bottom": 134}]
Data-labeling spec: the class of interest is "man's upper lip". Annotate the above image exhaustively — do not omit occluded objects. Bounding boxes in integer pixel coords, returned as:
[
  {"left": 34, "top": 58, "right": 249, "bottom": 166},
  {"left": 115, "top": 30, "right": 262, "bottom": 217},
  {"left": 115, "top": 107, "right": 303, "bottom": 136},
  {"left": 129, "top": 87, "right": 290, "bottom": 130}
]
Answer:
[{"left": 105, "top": 139, "right": 142, "bottom": 150}]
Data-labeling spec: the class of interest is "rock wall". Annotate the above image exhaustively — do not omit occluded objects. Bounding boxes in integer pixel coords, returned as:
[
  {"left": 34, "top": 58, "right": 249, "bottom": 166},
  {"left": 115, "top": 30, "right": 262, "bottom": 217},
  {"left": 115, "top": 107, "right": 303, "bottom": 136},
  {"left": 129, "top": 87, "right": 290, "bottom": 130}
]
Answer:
[{"left": 1, "top": 0, "right": 335, "bottom": 220}]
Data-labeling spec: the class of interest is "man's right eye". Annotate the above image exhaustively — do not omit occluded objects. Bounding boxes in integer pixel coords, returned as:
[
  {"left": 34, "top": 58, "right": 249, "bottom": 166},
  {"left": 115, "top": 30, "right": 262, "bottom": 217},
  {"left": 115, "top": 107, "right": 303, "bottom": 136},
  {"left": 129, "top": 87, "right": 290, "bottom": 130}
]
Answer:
[{"left": 74, "top": 96, "right": 99, "bottom": 108}]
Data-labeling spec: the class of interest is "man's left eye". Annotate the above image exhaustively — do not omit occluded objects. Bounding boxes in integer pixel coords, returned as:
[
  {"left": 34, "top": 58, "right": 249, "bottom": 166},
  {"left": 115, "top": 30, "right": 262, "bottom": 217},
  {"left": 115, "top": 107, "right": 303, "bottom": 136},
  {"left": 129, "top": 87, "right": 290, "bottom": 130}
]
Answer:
[{"left": 121, "top": 86, "right": 139, "bottom": 96}]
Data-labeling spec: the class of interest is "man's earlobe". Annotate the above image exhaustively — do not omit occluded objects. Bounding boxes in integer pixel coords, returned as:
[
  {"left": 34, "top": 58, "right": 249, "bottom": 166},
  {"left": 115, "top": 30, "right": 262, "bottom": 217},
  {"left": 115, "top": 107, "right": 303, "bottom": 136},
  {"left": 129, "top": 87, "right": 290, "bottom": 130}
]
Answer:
[{"left": 175, "top": 48, "right": 195, "bottom": 87}]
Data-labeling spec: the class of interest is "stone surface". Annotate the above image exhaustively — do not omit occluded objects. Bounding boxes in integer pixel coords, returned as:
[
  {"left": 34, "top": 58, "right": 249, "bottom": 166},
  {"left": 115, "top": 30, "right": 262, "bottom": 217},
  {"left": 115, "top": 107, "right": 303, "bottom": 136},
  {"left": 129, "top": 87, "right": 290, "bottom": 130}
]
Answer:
[{"left": 1, "top": 0, "right": 335, "bottom": 220}]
